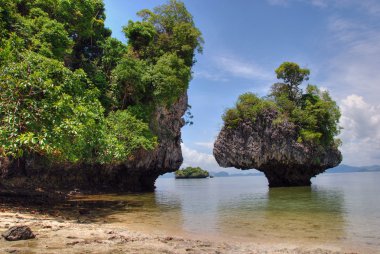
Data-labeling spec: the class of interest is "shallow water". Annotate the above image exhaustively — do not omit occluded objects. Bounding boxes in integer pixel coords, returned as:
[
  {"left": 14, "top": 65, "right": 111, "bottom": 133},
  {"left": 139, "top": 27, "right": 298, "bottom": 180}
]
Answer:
[{"left": 73, "top": 172, "right": 380, "bottom": 251}]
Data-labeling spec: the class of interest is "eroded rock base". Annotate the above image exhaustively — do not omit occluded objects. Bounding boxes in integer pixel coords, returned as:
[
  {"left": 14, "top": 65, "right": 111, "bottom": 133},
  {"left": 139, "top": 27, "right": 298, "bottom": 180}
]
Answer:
[
  {"left": 262, "top": 166, "right": 318, "bottom": 187},
  {"left": 264, "top": 173, "right": 312, "bottom": 187},
  {"left": 1, "top": 159, "right": 162, "bottom": 193}
]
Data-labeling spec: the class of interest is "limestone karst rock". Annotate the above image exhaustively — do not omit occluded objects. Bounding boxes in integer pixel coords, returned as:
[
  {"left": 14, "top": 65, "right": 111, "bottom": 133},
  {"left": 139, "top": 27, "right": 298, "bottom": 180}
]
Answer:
[
  {"left": 0, "top": 94, "right": 188, "bottom": 192},
  {"left": 213, "top": 109, "right": 342, "bottom": 187}
]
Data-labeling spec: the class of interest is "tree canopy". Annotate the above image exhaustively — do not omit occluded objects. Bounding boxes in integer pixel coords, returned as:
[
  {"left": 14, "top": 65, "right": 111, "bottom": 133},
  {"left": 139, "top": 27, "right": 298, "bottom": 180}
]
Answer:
[
  {"left": 223, "top": 62, "right": 341, "bottom": 147},
  {"left": 0, "top": 0, "right": 202, "bottom": 163}
]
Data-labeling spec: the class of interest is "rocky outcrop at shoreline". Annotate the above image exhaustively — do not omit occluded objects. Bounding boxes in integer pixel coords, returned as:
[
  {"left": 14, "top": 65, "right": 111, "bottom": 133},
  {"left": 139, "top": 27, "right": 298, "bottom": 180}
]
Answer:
[
  {"left": 0, "top": 94, "right": 188, "bottom": 192},
  {"left": 213, "top": 109, "right": 342, "bottom": 187}
]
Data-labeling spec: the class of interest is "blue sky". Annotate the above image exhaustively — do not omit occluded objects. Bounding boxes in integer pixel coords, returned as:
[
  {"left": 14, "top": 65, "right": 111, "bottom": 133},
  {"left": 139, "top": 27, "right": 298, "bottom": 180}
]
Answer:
[{"left": 104, "top": 0, "right": 380, "bottom": 170}]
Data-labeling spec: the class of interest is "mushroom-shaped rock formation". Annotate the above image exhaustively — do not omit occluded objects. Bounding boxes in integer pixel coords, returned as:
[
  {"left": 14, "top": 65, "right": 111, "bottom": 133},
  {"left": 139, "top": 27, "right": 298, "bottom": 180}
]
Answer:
[
  {"left": 213, "top": 62, "right": 342, "bottom": 187},
  {"left": 213, "top": 108, "right": 342, "bottom": 187}
]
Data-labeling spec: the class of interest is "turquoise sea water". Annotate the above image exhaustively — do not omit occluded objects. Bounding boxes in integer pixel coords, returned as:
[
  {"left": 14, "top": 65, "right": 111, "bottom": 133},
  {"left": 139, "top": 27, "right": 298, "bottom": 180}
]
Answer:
[{"left": 76, "top": 172, "right": 380, "bottom": 252}]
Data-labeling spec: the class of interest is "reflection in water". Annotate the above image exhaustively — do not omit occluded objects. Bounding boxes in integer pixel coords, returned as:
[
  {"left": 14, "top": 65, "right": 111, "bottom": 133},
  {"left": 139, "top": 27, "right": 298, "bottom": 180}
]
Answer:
[
  {"left": 69, "top": 192, "right": 183, "bottom": 232},
  {"left": 216, "top": 186, "right": 346, "bottom": 244},
  {"left": 173, "top": 179, "right": 220, "bottom": 235},
  {"left": 111, "top": 193, "right": 182, "bottom": 232},
  {"left": 63, "top": 173, "right": 380, "bottom": 251}
]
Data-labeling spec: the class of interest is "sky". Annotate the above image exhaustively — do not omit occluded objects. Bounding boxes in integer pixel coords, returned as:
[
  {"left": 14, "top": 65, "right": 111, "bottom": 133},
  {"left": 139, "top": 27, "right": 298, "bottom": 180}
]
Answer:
[{"left": 103, "top": 0, "right": 380, "bottom": 171}]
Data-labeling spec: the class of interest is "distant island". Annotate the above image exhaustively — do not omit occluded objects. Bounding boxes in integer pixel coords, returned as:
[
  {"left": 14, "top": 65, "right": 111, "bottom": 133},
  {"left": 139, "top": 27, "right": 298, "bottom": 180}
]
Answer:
[
  {"left": 327, "top": 164, "right": 380, "bottom": 173},
  {"left": 160, "top": 165, "right": 380, "bottom": 179},
  {"left": 214, "top": 165, "right": 380, "bottom": 176},
  {"left": 175, "top": 167, "right": 210, "bottom": 179},
  {"left": 210, "top": 171, "right": 263, "bottom": 177}
]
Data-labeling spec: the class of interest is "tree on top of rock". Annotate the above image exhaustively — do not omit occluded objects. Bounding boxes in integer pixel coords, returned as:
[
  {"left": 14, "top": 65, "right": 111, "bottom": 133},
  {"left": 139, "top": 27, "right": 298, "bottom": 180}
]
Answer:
[
  {"left": 223, "top": 62, "right": 341, "bottom": 148},
  {"left": 270, "top": 62, "right": 310, "bottom": 112},
  {"left": 215, "top": 62, "right": 342, "bottom": 187}
]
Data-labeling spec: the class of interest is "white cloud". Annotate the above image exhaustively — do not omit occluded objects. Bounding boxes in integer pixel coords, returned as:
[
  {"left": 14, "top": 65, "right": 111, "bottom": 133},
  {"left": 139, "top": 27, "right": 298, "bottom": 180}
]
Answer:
[
  {"left": 193, "top": 71, "right": 229, "bottom": 82},
  {"left": 194, "top": 55, "right": 274, "bottom": 84},
  {"left": 181, "top": 144, "right": 243, "bottom": 173},
  {"left": 181, "top": 144, "right": 219, "bottom": 170},
  {"left": 317, "top": 11, "right": 380, "bottom": 167},
  {"left": 267, "top": 0, "right": 380, "bottom": 13},
  {"left": 326, "top": 19, "right": 380, "bottom": 104},
  {"left": 358, "top": 0, "right": 380, "bottom": 15},
  {"left": 194, "top": 142, "right": 214, "bottom": 149},
  {"left": 327, "top": 16, "right": 368, "bottom": 43},
  {"left": 339, "top": 95, "right": 380, "bottom": 166},
  {"left": 216, "top": 56, "right": 273, "bottom": 81},
  {"left": 267, "top": 0, "right": 326, "bottom": 7}
]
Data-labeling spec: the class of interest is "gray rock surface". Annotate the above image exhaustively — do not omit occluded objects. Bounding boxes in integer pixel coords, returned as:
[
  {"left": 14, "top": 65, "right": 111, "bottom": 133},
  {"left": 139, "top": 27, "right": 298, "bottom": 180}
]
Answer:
[
  {"left": 213, "top": 109, "right": 342, "bottom": 187},
  {"left": 2, "top": 226, "right": 35, "bottom": 241}
]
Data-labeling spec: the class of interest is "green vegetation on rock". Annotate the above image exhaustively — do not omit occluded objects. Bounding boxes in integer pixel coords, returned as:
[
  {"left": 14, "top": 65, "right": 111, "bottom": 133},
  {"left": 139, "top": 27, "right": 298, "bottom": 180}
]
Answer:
[
  {"left": 223, "top": 62, "right": 341, "bottom": 147},
  {"left": 223, "top": 93, "right": 277, "bottom": 129},
  {"left": 175, "top": 167, "right": 209, "bottom": 179},
  {"left": 0, "top": 0, "right": 202, "bottom": 163}
]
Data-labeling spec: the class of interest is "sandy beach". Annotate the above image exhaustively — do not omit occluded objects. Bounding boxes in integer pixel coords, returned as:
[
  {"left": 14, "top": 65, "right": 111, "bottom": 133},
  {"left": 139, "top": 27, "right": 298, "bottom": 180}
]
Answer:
[{"left": 0, "top": 208, "right": 366, "bottom": 254}]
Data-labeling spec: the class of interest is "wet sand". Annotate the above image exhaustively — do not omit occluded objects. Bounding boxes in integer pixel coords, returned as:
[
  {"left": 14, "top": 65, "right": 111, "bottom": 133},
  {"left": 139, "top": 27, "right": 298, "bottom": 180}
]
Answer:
[{"left": 0, "top": 209, "right": 365, "bottom": 254}]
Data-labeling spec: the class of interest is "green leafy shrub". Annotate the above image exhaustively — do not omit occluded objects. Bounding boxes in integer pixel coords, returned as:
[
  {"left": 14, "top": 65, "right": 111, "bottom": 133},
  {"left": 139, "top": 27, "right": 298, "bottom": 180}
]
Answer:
[
  {"left": 223, "top": 93, "right": 277, "bottom": 128},
  {"left": 145, "top": 53, "right": 191, "bottom": 106},
  {"left": 114, "top": 0, "right": 202, "bottom": 110},
  {"left": 0, "top": 51, "right": 103, "bottom": 161},
  {"left": 98, "top": 110, "right": 158, "bottom": 163},
  {"left": 0, "top": 0, "right": 202, "bottom": 164}
]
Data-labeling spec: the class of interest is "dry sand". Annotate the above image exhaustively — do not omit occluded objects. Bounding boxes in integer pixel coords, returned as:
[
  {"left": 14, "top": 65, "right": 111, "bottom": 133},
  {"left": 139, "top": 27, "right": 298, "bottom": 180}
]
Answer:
[{"left": 0, "top": 209, "right": 366, "bottom": 254}]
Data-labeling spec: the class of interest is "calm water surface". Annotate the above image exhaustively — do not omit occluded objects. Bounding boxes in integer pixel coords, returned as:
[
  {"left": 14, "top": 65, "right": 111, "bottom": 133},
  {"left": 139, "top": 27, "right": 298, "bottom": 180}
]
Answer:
[{"left": 76, "top": 172, "right": 380, "bottom": 251}]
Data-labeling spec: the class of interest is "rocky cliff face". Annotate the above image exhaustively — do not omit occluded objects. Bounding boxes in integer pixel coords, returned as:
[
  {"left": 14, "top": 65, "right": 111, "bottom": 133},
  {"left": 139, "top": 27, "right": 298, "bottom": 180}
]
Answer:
[
  {"left": 0, "top": 94, "right": 188, "bottom": 192},
  {"left": 213, "top": 109, "right": 342, "bottom": 187}
]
